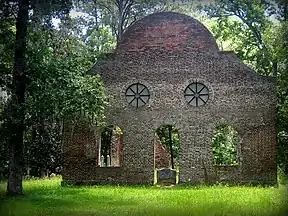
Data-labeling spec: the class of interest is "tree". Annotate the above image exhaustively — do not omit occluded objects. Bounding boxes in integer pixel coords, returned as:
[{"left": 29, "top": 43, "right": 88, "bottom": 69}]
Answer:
[
  {"left": 21, "top": 21, "right": 106, "bottom": 177},
  {"left": 275, "top": 0, "right": 288, "bottom": 174},
  {"left": 6, "top": 0, "right": 30, "bottom": 196},
  {"left": 0, "top": 18, "right": 14, "bottom": 180},
  {"left": 74, "top": 0, "right": 194, "bottom": 47},
  {"left": 0, "top": 0, "right": 73, "bottom": 196},
  {"left": 199, "top": 0, "right": 277, "bottom": 76}
]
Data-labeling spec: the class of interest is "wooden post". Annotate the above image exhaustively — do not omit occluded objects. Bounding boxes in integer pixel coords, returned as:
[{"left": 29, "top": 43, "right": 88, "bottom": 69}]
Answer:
[
  {"left": 26, "top": 165, "right": 31, "bottom": 176},
  {"left": 168, "top": 125, "right": 174, "bottom": 169},
  {"left": 100, "top": 155, "right": 104, "bottom": 167},
  {"left": 107, "top": 155, "right": 111, "bottom": 167}
]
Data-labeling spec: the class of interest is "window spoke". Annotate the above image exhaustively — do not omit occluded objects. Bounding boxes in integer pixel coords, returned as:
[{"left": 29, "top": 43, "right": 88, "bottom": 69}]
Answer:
[
  {"left": 139, "top": 87, "right": 146, "bottom": 94},
  {"left": 198, "top": 86, "right": 205, "bottom": 94},
  {"left": 188, "top": 96, "right": 195, "bottom": 104},
  {"left": 185, "top": 93, "right": 195, "bottom": 96},
  {"left": 129, "top": 87, "right": 136, "bottom": 94},
  {"left": 128, "top": 97, "right": 136, "bottom": 104},
  {"left": 188, "top": 86, "right": 196, "bottom": 94},
  {"left": 199, "top": 96, "right": 207, "bottom": 104},
  {"left": 139, "top": 97, "right": 146, "bottom": 104}
]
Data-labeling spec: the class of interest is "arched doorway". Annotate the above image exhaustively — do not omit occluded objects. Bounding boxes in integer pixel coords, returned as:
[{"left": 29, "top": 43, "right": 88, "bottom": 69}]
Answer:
[{"left": 154, "top": 124, "right": 180, "bottom": 185}]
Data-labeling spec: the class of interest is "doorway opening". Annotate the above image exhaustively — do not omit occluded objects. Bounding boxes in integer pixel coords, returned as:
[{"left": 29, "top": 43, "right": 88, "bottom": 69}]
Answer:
[{"left": 154, "top": 124, "right": 180, "bottom": 185}]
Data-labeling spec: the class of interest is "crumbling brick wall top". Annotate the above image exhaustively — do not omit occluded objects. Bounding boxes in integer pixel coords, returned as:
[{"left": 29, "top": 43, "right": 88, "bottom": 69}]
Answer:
[{"left": 116, "top": 12, "right": 219, "bottom": 54}]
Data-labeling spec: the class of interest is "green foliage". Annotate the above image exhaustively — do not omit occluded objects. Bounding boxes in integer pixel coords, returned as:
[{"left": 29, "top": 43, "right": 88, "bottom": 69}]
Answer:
[
  {"left": 0, "top": 105, "right": 8, "bottom": 180},
  {"left": 0, "top": 8, "right": 107, "bottom": 179},
  {"left": 74, "top": 0, "right": 195, "bottom": 46},
  {"left": 212, "top": 125, "right": 238, "bottom": 165},
  {"left": 100, "top": 127, "right": 113, "bottom": 165},
  {"left": 0, "top": 19, "right": 14, "bottom": 89},
  {"left": 199, "top": 0, "right": 275, "bottom": 75},
  {"left": 115, "top": 125, "right": 123, "bottom": 135},
  {"left": 85, "top": 26, "right": 116, "bottom": 60},
  {"left": 18, "top": 21, "right": 107, "bottom": 174},
  {"left": 275, "top": 20, "right": 288, "bottom": 173},
  {"left": 277, "top": 167, "right": 288, "bottom": 185},
  {"left": 23, "top": 122, "right": 62, "bottom": 176}
]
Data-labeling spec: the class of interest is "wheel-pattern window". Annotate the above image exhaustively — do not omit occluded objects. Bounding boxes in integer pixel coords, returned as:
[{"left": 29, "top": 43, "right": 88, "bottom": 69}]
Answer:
[
  {"left": 184, "top": 82, "right": 209, "bottom": 107},
  {"left": 125, "top": 83, "right": 150, "bottom": 108}
]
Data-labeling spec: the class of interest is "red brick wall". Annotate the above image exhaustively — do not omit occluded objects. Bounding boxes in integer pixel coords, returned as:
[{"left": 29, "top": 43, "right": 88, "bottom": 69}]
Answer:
[
  {"left": 117, "top": 12, "right": 219, "bottom": 54},
  {"left": 154, "top": 136, "right": 171, "bottom": 169},
  {"left": 62, "top": 12, "right": 277, "bottom": 186},
  {"left": 110, "top": 132, "right": 123, "bottom": 167}
]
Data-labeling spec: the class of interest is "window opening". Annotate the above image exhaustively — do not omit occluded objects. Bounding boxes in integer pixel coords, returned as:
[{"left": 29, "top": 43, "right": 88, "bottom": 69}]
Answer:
[
  {"left": 99, "top": 125, "right": 123, "bottom": 167},
  {"left": 212, "top": 124, "right": 238, "bottom": 165}
]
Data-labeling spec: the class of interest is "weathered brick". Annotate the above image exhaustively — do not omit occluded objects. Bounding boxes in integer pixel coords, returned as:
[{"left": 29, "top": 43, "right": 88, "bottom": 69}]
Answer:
[
  {"left": 62, "top": 12, "right": 277, "bottom": 186},
  {"left": 154, "top": 135, "right": 171, "bottom": 169}
]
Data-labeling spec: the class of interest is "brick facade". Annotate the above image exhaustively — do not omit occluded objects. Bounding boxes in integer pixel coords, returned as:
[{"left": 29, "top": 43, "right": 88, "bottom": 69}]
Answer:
[{"left": 62, "top": 12, "right": 277, "bottom": 185}]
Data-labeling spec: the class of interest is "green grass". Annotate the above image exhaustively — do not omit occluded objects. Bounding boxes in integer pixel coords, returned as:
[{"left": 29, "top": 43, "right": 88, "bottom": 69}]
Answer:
[{"left": 0, "top": 177, "right": 287, "bottom": 216}]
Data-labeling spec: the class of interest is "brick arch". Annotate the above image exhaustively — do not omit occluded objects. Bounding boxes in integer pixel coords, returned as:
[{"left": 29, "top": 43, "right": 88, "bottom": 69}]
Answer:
[{"left": 116, "top": 12, "right": 219, "bottom": 54}]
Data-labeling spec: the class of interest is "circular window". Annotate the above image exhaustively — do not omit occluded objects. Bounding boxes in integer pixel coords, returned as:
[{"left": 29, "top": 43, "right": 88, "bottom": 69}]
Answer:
[
  {"left": 125, "top": 83, "right": 150, "bottom": 108},
  {"left": 184, "top": 82, "right": 209, "bottom": 107}
]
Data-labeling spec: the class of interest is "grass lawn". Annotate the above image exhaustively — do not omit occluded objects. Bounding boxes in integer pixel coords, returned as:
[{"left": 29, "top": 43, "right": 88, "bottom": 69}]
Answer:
[{"left": 0, "top": 177, "right": 287, "bottom": 216}]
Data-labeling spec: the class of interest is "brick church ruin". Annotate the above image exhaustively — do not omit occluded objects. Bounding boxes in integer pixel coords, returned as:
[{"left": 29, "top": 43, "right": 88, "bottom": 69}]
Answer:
[{"left": 62, "top": 12, "right": 277, "bottom": 185}]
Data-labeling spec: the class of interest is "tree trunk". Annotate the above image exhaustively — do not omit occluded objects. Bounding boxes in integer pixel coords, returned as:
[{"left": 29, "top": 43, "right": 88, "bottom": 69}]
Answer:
[
  {"left": 6, "top": 0, "right": 29, "bottom": 196},
  {"left": 93, "top": 0, "right": 99, "bottom": 31},
  {"left": 284, "top": 1, "right": 288, "bottom": 21},
  {"left": 116, "top": 0, "right": 124, "bottom": 46}
]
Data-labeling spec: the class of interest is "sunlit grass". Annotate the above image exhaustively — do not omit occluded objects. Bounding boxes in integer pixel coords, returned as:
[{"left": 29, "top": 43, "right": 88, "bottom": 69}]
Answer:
[{"left": 0, "top": 177, "right": 287, "bottom": 216}]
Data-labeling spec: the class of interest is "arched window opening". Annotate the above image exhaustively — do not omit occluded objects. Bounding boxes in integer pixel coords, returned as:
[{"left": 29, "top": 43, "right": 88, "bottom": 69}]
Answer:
[
  {"left": 212, "top": 124, "right": 238, "bottom": 166},
  {"left": 99, "top": 125, "right": 123, "bottom": 167}
]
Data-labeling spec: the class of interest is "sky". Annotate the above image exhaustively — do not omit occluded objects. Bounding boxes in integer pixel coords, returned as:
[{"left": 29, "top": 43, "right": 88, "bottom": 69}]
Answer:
[
  {"left": 52, "top": 1, "right": 215, "bottom": 28},
  {"left": 52, "top": 9, "right": 88, "bottom": 28}
]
